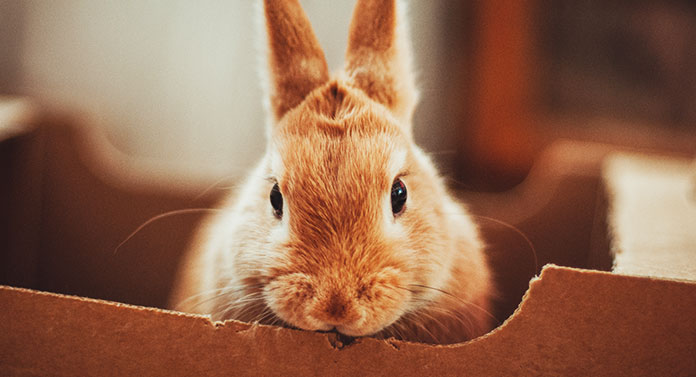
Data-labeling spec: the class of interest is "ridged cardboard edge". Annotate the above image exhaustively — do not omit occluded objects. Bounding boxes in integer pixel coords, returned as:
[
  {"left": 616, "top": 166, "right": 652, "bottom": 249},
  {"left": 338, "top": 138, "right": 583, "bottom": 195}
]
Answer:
[{"left": 2, "top": 264, "right": 695, "bottom": 376}]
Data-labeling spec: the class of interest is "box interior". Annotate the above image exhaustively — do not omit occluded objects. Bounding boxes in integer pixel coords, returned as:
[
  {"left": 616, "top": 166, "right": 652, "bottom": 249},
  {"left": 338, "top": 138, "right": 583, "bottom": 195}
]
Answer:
[{"left": 0, "top": 102, "right": 673, "bottom": 332}]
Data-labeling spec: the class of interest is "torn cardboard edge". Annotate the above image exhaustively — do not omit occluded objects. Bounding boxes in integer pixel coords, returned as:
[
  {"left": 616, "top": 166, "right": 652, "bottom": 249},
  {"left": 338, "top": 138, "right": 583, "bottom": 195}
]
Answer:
[
  {"left": 0, "top": 264, "right": 610, "bottom": 345},
  {"left": 2, "top": 264, "right": 695, "bottom": 375},
  {"left": 2, "top": 264, "right": 576, "bottom": 344}
]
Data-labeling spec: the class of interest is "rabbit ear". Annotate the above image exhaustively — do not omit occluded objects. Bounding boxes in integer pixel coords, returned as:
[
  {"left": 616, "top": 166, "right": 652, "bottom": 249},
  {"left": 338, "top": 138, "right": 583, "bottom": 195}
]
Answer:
[
  {"left": 264, "top": 0, "right": 329, "bottom": 121},
  {"left": 345, "top": 0, "right": 418, "bottom": 128}
]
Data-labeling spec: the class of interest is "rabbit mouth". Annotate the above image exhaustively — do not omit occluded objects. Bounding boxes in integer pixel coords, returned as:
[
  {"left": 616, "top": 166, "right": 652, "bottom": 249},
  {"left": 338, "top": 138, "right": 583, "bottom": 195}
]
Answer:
[
  {"left": 258, "top": 300, "right": 406, "bottom": 341},
  {"left": 324, "top": 329, "right": 359, "bottom": 348}
]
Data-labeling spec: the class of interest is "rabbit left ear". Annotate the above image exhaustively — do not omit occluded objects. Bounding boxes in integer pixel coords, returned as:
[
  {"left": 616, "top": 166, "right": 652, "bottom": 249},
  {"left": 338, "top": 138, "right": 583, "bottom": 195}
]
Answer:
[
  {"left": 344, "top": 0, "right": 418, "bottom": 128},
  {"left": 264, "top": 0, "right": 330, "bottom": 122}
]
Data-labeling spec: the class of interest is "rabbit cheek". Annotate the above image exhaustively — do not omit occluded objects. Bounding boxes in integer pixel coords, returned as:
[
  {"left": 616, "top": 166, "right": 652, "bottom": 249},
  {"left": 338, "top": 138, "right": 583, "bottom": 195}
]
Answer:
[
  {"left": 264, "top": 273, "right": 332, "bottom": 331},
  {"left": 336, "top": 271, "right": 410, "bottom": 336}
]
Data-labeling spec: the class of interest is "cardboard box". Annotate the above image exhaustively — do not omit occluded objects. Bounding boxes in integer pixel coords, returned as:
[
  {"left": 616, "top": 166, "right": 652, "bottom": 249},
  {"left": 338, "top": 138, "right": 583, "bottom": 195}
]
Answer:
[{"left": 2, "top": 100, "right": 695, "bottom": 375}]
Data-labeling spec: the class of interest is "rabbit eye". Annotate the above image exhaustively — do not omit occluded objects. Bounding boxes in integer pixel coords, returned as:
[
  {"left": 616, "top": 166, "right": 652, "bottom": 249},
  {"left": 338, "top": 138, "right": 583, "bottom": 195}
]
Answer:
[
  {"left": 270, "top": 183, "right": 283, "bottom": 218},
  {"left": 391, "top": 179, "right": 407, "bottom": 215}
]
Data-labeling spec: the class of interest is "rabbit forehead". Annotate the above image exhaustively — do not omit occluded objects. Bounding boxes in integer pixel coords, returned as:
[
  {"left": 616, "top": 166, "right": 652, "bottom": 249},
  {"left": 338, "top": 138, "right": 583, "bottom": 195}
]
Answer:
[
  {"left": 273, "top": 130, "right": 408, "bottom": 192},
  {"left": 269, "top": 81, "right": 410, "bottom": 187}
]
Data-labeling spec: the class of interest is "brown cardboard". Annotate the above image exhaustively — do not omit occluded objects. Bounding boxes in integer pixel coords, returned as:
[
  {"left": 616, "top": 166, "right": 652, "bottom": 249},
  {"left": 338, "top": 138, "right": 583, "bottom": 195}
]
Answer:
[
  {"left": 2, "top": 265, "right": 695, "bottom": 376},
  {"left": 2, "top": 100, "right": 696, "bottom": 375}
]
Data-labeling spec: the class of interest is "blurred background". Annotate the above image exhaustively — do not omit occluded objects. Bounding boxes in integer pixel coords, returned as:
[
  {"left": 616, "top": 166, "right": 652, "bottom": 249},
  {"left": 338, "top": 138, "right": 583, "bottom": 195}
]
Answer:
[
  {"left": 1, "top": 0, "right": 695, "bottom": 190},
  {"left": 2, "top": 0, "right": 696, "bottom": 331}
]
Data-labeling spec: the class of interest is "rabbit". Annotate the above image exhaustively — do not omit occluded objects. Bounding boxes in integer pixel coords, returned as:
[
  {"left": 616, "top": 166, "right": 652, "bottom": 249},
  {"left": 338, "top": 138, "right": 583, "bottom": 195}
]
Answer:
[{"left": 169, "top": 0, "right": 493, "bottom": 344}]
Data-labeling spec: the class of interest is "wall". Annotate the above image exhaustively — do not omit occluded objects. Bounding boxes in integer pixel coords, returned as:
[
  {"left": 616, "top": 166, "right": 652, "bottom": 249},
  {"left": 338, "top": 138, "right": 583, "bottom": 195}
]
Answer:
[{"left": 1, "top": 1, "right": 454, "bottom": 181}]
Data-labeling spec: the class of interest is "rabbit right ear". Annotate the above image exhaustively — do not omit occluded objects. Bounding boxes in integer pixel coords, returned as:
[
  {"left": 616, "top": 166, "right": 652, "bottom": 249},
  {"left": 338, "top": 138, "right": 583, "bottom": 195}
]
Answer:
[
  {"left": 345, "top": 0, "right": 418, "bottom": 128},
  {"left": 263, "top": 0, "right": 330, "bottom": 122}
]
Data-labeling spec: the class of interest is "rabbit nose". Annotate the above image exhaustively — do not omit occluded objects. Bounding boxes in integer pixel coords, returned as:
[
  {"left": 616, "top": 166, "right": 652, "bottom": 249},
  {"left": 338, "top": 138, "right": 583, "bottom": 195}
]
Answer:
[
  {"left": 326, "top": 293, "right": 348, "bottom": 321},
  {"left": 313, "top": 291, "right": 358, "bottom": 326}
]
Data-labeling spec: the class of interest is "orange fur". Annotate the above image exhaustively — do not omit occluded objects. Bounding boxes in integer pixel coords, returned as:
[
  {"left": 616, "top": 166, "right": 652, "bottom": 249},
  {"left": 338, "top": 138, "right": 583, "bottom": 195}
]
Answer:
[
  {"left": 169, "top": 0, "right": 492, "bottom": 344},
  {"left": 264, "top": 0, "right": 329, "bottom": 121}
]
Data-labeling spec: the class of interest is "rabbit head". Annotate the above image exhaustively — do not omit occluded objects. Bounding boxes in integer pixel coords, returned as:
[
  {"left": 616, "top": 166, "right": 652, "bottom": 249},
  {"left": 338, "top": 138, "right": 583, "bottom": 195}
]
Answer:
[{"left": 236, "top": 0, "right": 491, "bottom": 339}]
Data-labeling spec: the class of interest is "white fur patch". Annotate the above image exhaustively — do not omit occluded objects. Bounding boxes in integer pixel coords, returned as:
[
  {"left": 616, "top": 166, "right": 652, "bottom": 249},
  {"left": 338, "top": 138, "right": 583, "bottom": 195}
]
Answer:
[
  {"left": 269, "top": 149, "right": 285, "bottom": 181},
  {"left": 388, "top": 147, "right": 408, "bottom": 179}
]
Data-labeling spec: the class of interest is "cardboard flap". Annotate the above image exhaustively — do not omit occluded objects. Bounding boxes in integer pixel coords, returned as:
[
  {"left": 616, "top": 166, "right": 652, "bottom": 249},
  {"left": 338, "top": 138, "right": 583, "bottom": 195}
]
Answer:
[
  {"left": 2, "top": 265, "right": 694, "bottom": 376},
  {"left": 604, "top": 153, "right": 696, "bottom": 281}
]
